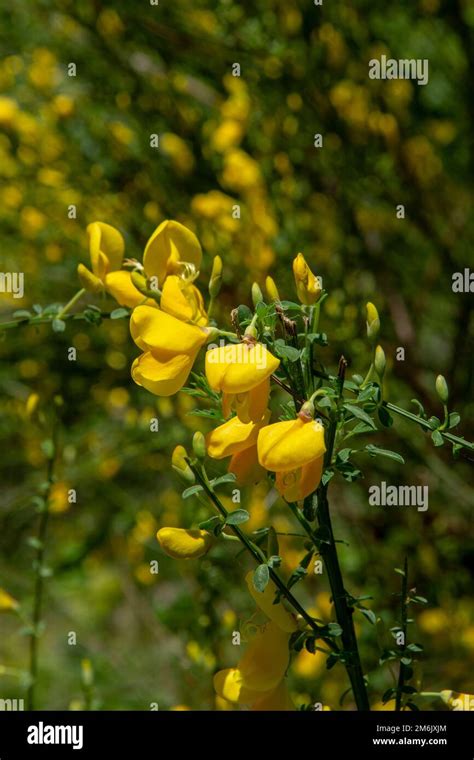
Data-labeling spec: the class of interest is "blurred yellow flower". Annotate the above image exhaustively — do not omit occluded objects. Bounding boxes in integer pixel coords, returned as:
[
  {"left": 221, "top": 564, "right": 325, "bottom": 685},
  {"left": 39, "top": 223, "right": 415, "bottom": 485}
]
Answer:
[{"left": 157, "top": 527, "right": 213, "bottom": 559}]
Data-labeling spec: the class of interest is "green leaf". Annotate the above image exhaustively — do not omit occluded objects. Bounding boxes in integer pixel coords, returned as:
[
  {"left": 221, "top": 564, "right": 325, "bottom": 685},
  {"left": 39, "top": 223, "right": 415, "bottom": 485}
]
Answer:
[
  {"left": 273, "top": 341, "right": 300, "bottom": 362},
  {"left": 428, "top": 416, "right": 441, "bottom": 430},
  {"left": 359, "top": 608, "right": 377, "bottom": 625},
  {"left": 181, "top": 485, "right": 204, "bottom": 499},
  {"left": 448, "top": 412, "right": 460, "bottom": 429},
  {"left": 210, "top": 473, "right": 237, "bottom": 487},
  {"left": 382, "top": 687, "right": 396, "bottom": 703},
  {"left": 410, "top": 399, "right": 426, "bottom": 418},
  {"left": 198, "top": 516, "right": 222, "bottom": 534},
  {"left": 110, "top": 307, "right": 129, "bottom": 319},
  {"left": 253, "top": 564, "right": 270, "bottom": 593},
  {"left": 336, "top": 461, "right": 362, "bottom": 482},
  {"left": 13, "top": 310, "right": 31, "bottom": 319},
  {"left": 52, "top": 318, "right": 66, "bottom": 333},
  {"left": 32, "top": 304, "right": 43, "bottom": 315},
  {"left": 364, "top": 444, "right": 405, "bottom": 464},
  {"left": 225, "top": 509, "right": 250, "bottom": 525},
  {"left": 344, "top": 403, "right": 377, "bottom": 429},
  {"left": 431, "top": 429, "right": 444, "bottom": 447},
  {"left": 327, "top": 623, "right": 343, "bottom": 637},
  {"left": 267, "top": 555, "right": 282, "bottom": 569},
  {"left": 336, "top": 448, "right": 353, "bottom": 463},
  {"left": 378, "top": 406, "right": 393, "bottom": 427}
]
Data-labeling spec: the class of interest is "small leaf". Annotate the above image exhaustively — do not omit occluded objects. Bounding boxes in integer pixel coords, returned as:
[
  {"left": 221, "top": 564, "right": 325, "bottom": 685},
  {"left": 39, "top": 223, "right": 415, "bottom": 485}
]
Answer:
[
  {"left": 378, "top": 406, "right": 393, "bottom": 427},
  {"left": 431, "top": 430, "right": 444, "bottom": 447},
  {"left": 359, "top": 608, "right": 377, "bottom": 625},
  {"left": 274, "top": 342, "right": 300, "bottom": 362},
  {"left": 13, "top": 310, "right": 31, "bottom": 319},
  {"left": 52, "top": 318, "right": 66, "bottom": 333},
  {"left": 322, "top": 469, "right": 334, "bottom": 486},
  {"left": 181, "top": 485, "right": 204, "bottom": 499},
  {"left": 365, "top": 444, "right": 405, "bottom": 464},
  {"left": 225, "top": 509, "right": 250, "bottom": 526},
  {"left": 210, "top": 473, "right": 237, "bottom": 487},
  {"left": 448, "top": 412, "right": 460, "bottom": 429},
  {"left": 344, "top": 403, "right": 377, "bottom": 430},
  {"left": 253, "top": 564, "right": 270, "bottom": 593},
  {"left": 110, "top": 307, "right": 129, "bottom": 320}
]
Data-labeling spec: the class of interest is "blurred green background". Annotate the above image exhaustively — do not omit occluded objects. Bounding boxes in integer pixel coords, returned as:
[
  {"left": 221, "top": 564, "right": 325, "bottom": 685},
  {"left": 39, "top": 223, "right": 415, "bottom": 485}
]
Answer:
[{"left": 0, "top": 0, "right": 473, "bottom": 710}]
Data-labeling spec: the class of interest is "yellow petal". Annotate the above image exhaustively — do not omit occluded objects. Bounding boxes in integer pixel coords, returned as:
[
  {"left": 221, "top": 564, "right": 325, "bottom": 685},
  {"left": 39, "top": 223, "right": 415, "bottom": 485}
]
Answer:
[
  {"left": 245, "top": 571, "right": 297, "bottom": 633},
  {"left": 258, "top": 417, "right": 326, "bottom": 472},
  {"left": 205, "top": 342, "right": 279, "bottom": 394},
  {"left": 228, "top": 445, "right": 265, "bottom": 486},
  {"left": 130, "top": 305, "right": 209, "bottom": 357},
  {"left": 132, "top": 352, "right": 194, "bottom": 396},
  {"left": 157, "top": 527, "right": 213, "bottom": 559},
  {"left": 251, "top": 680, "right": 294, "bottom": 711},
  {"left": 223, "top": 377, "right": 270, "bottom": 423},
  {"left": 77, "top": 263, "right": 104, "bottom": 294},
  {"left": 213, "top": 668, "right": 261, "bottom": 705},
  {"left": 0, "top": 588, "right": 19, "bottom": 611},
  {"left": 206, "top": 411, "right": 269, "bottom": 459},
  {"left": 105, "top": 270, "right": 151, "bottom": 309},
  {"left": 238, "top": 622, "right": 290, "bottom": 692},
  {"left": 87, "top": 221, "right": 125, "bottom": 274},
  {"left": 161, "top": 275, "right": 208, "bottom": 326},
  {"left": 143, "top": 220, "right": 202, "bottom": 287},
  {"left": 275, "top": 456, "right": 324, "bottom": 501}
]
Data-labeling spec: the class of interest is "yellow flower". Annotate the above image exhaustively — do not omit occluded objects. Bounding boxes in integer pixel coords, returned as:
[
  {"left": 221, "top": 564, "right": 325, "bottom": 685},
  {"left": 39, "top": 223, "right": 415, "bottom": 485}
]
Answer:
[
  {"left": 160, "top": 275, "right": 208, "bottom": 326},
  {"left": 206, "top": 341, "right": 279, "bottom": 395},
  {"left": 292, "top": 253, "right": 322, "bottom": 305},
  {"left": 228, "top": 445, "right": 265, "bottom": 486},
  {"left": 258, "top": 416, "right": 326, "bottom": 500},
  {"left": 238, "top": 622, "right": 290, "bottom": 692},
  {"left": 222, "top": 377, "right": 270, "bottom": 423},
  {"left": 143, "top": 220, "right": 202, "bottom": 289},
  {"left": 245, "top": 571, "right": 297, "bottom": 633},
  {"left": 265, "top": 275, "right": 280, "bottom": 302},
  {"left": 0, "top": 588, "right": 19, "bottom": 611},
  {"left": 251, "top": 680, "right": 294, "bottom": 711},
  {"left": 77, "top": 222, "right": 145, "bottom": 308},
  {"left": 157, "top": 527, "right": 213, "bottom": 559},
  {"left": 213, "top": 668, "right": 262, "bottom": 705},
  {"left": 130, "top": 305, "right": 210, "bottom": 396},
  {"left": 206, "top": 411, "right": 270, "bottom": 460}
]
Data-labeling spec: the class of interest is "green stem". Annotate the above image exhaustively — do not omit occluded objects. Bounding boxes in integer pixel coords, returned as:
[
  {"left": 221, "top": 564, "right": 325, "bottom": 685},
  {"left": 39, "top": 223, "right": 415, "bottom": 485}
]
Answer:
[
  {"left": 315, "top": 357, "right": 370, "bottom": 710},
  {"left": 26, "top": 426, "right": 57, "bottom": 710},
  {"left": 383, "top": 400, "right": 473, "bottom": 452},
  {"left": 395, "top": 557, "right": 409, "bottom": 712},
  {"left": 0, "top": 310, "right": 114, "bottom": 332},
  {"left": 188, "top": 461, "right": 338, "bottom": 652},
  {"left": 56, "top": 288, "right": 86, "bottom": 320}
]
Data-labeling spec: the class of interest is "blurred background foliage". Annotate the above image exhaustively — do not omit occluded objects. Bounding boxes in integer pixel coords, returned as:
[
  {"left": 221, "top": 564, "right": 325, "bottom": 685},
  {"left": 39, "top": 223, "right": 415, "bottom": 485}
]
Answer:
[{"left": 0, "top": 0, "right": 473, "bottom": 710}]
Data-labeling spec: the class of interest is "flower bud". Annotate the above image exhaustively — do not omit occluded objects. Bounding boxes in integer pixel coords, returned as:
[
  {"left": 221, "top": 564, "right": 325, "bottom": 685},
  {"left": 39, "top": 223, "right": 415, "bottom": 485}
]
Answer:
[
  {"left": 208, "top": 255, "right": 223, "bottom": 299},
  {"left": 265, "top": 276, "right": 280, "bottom": 302},
  {"left": 77, "top": 263, "right": 104, "bottom": 294},
  {"left": 374, "top": 345, "right": 386, "bottom": 379},
  {"left": 435, "top": 374, "right": 449, "bottom": 404},
  {"left": 0, "top": 588, "right": 19, "bottom": 612},
  {"left": 366, "top": 302, "right": 380, "bottom": 343},
  {"left": 192, "top": 431, "right": 206, "bottom": 459},
  {"left": 131, "top": 271, "right": 149, "bottom": 294},
  {"left": 251, "top": 282, "right": 264, "bottom": 307},
  {"left": 171, "top": 445, "right": 195, "bottom": 483},
  {"left": 292, "top": 253, "right": 322, "bottom": 305}
]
